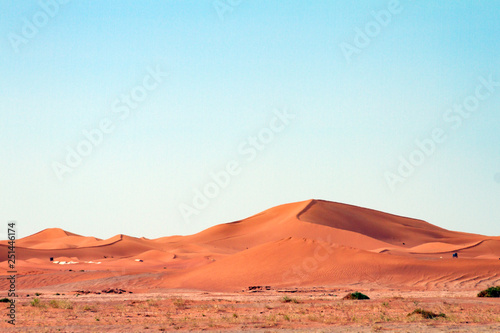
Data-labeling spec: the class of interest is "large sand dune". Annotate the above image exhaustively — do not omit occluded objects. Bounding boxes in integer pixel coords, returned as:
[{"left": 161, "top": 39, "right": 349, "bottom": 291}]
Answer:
[{"left": 1, "top": 199, "right": 499, "bottom": 292}]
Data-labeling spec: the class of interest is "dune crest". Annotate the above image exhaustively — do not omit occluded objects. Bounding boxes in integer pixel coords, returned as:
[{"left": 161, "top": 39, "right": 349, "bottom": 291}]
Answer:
[{"left": 1, "top": 199, "right": 499, "bottom": 292}]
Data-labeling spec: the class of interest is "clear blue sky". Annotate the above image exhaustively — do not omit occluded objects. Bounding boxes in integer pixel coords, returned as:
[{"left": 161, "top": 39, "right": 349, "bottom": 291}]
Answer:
[{"left": 1, "top": 0, "right": 499, "bottom": 239}]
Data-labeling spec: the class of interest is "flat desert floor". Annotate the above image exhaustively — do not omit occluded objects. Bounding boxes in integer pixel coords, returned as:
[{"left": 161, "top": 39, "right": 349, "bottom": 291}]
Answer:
[{"left": 1, "top": 289, "right": 499, "bottom": 332}]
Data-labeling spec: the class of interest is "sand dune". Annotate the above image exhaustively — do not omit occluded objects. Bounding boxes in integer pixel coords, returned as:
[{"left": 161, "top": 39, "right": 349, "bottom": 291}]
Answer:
[
  {"left": 179, "top": 200, "right": 396, "bottom": 252},
  {"left": 297, "top": 200, "right": 482, "bottom": 247},
  {"left": 1, "top": 199, "right": 499, "bottom": 292},
  {"left": 14, "top": 228, "right": 98, "bottom": 249},
  {"left": 163, "top": 237, "right": 500, "bottom": 291}
]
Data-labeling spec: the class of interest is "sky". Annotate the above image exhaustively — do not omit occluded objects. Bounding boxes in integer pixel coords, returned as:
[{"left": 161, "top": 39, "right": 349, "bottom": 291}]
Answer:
[{"left": 1, "top": 0, "right": 499, "bottom": 239}]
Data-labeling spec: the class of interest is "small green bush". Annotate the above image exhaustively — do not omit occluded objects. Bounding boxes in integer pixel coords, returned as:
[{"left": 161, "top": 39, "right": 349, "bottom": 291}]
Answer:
[
  {"left": 60, "top": 300, "right": 73, "bottom": 309},
  {"left": 173, "top": 297, "right": 187, "bottom": 309},
  {"left": 343, "top": 292, "right": 370, "bottom": 300},
  {"left": 477, "top": 286, "right": 500, "bottom": 298},
  {"left": 30, "top": 298, "right": 43, "bottom": 307},
  {"left": 48, "top": 300, "right": 73, "bottom": 309},
  {"left": 408, "top": 308, "right": 446, "bottom": 319},
  {"left": 83, "top": 305, "right": 96, "bottom": 312},
  {"left": 281, "top": 296, "right": 299, "bottom": 303},
  {"left": 0, "top": 298, "right": 12, "bottom": 303}
]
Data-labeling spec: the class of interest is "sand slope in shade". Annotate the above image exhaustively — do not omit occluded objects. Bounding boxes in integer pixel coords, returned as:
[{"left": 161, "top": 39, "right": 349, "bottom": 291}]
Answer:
[{"left": 1, "top": 199, "right": 499, "bottom": 292}]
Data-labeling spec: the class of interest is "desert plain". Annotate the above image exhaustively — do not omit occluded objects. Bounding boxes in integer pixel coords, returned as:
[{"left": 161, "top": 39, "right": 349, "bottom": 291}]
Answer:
[{"left": 1, "top": 199, "right": 499, "bottom": 332}]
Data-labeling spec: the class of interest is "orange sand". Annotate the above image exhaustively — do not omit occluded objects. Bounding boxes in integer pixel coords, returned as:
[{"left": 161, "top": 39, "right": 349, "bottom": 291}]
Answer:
[{"left": 1, "top": 199, "right": 499, "bottom": 293}]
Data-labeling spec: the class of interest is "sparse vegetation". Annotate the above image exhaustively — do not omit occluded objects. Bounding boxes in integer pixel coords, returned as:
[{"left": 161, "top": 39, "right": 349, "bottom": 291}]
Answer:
[
  {"left": 343, "top": 292, "right": 370, "bottom": 300},
  {"left": 408, "top": 308, "right": 446, "bottom": 319},
  {"left": 35, "top": 292, "right": 42, "bottom": 296},
  {"left": 173, "top": 297, "right": 187, "bottom": 309},
  {"left": 9, "top": 291, "right": 500, "bottom": 330},
  {"left": 0, "top": 298, "right": 12, "bottom": 303},
  {"left": 30, "top": 298, "right": 44, "bottom": 307},
  {"left": 49, "top": 300, "right": 73, "bottom": 309},
  {"left": 146, "top": 299, "right": 159, "bottom": 307},
  {"left": 61, "top": 300, "right": 74, "bottom": 309},
  {"left": 477, "top": 286, "right": 500, "bottom": 298},
  {"left": 83, "top": 305, "right": 97, "bottom": 312},
  {"left": 281, "top": 296, "right": 299, "bottom": 303}
]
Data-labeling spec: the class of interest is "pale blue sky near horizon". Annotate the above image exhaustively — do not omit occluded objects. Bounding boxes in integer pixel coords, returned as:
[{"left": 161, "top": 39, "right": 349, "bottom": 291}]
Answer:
[{"left": 1, "top": 0, "right": 499, "bottom": 239}]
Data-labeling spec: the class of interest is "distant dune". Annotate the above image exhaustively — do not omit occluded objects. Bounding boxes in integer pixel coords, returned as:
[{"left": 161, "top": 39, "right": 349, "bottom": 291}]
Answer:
[{"left": 1, "top": 199, "right": 499, "bottom": 292}]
